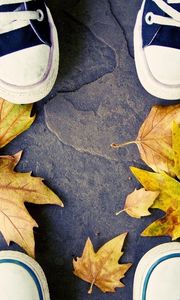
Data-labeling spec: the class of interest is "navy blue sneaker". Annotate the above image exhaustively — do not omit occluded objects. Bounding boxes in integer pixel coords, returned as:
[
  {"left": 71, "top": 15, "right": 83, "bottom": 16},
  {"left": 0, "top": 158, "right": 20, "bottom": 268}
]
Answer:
[
  {"left": 134, "top": 0, "right": 180, "bottom": 100},
  {"left": 133, "top": 243, "right": 180, "bottom": 300},
  {"left": 0, "top": 251, "right": 50, "bottom": 300},
  {"left": 0, "top": 0, "right": 59, "bottom": 104}
]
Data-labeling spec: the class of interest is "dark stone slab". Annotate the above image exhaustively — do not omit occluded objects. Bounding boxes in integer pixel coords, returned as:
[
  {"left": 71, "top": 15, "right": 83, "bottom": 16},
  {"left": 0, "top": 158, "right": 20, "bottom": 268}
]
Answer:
[
  {"left": 57, "top": 14, "right": 116, "bottom": 92},
  {"left": 4, "top": 110, "right": 168, "bottom": 300},
  {"left": 0, "top": 1, "right": 173, "bottom": 300},
  {"left": 48, "top": 0, "right": 117, "bottom": 92},
  {"left": 45, "top": 0, "right": 167, "bottom": 160}
]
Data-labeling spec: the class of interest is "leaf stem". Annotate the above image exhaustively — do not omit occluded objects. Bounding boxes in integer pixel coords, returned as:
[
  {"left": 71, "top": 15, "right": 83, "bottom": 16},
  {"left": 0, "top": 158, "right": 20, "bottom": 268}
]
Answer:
[
  {"left": 88, "top": 279, "right": 95, "bottom": 294},
  {"left": 116, "top": 209, "right": 125, "bottom": 216},
  {"left": 111, "top": 141, "right": 138, "bottom": 149}
]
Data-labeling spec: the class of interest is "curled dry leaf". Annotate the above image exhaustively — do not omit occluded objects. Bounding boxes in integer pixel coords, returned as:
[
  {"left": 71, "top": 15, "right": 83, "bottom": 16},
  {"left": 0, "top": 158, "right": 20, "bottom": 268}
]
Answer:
[
  {"left": 0, "top": 152, "right": 63, "bottom": 257},
  {"left": 73, "top": 233, "right": 131, "bottom": 294},
  {"left": 112, "top": 104, "right": 180, "bottom": 177},
  {"left": 0, "top": 98, "right": 35, "bottom": 148},
  {"left": 116, "top": 188, "right": 159, "bottom": 218}
]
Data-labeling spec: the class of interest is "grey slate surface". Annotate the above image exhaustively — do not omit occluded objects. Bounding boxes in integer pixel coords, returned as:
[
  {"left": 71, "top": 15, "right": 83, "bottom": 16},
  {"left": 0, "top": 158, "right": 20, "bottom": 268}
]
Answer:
[{"left": 1, "top": 0, "right": 175, "bottom": 299}]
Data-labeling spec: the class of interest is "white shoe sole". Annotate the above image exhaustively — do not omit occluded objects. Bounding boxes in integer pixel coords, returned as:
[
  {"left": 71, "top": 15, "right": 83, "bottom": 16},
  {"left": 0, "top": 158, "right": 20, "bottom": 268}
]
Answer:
[
  {"left": 0, "top": 7, "right": 59, "bottom": 104},
  {"left": 0, "top": 250, "right": 50, "bottom": 300},
  {"left": 133, "top": 242, "right": 180, "bottom": 300},
  {"left": 134, "top": 0, "right": 180, "bottom": 100}
]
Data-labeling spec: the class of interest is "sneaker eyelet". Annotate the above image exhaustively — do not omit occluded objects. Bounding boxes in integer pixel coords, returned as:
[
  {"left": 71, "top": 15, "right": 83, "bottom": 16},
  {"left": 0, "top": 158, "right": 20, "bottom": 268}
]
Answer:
[
  {"left": 145, "top": 12, "right": 154, "bottom": 25},
  {"left": 37, "top": 9, "right": 44, "bottom": 22}
]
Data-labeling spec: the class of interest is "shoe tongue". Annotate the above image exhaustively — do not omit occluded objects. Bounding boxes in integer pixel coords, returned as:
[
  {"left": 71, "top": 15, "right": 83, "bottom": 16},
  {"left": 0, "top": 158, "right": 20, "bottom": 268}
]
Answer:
[
  {"left": 0, "top": 3, "right": 25, "bottom": 12},
  {"left": 0, "top": 1, "right": 51, "bottom": 47},
  {"left": 143, "top": 0, "right": 180, "bottom": 49},
  {"left": 0, "top": 3, "right": 27, "bottom": 34},
  {"left": 142, "top": 0, "right": 180, "bottom": 47},
  {"left": 142, "top": 0, "right": 165, "bottom": 47},
  {"left": 26, "top": 0, "right": 51, "bottom": 46},
  {"left": 170, "top": 3, "right": 180, "bottom": 11},
  {"left": 166, "top": 0, "right": 180, "bottom": 12}
]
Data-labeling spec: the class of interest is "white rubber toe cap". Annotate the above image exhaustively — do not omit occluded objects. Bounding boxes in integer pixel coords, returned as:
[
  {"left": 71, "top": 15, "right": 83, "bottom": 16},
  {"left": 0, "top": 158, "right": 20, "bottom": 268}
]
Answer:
[
  {"left": 133, "top": 242, "right": 180, "bottom": 300},
  {"left": 146, "top": 256, "right": 180, "bottom": 300},
  {"left": 145, "top": 45, "right": 180, "bottom": 85},
  {"left": 0, "top": 44, "right": 50, "bottom": 86},
  {"left": 0, "top": 251, "right": 50, "bottom": 300},
  {"left": 0, "top": 263, "right": 40, "bottom": 300}
]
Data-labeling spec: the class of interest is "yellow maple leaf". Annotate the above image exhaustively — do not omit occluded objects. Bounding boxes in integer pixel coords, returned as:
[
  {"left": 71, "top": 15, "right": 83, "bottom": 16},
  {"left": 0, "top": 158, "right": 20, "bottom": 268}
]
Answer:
[
  {"left": 0, "top": 98, "right": 35, "bottom": 148},
  {"left": 142, "top": 208, "right": 180, "bottom": 241},
  {"left": 112, "top": 104, "right": 180, "bottom": 177},
  {"left": 0, "top": 152, "right": 63, "bottom": 257},
  {"left": 116, "top": 188, "right": 159, "bottom": 218},
  {"left": 113, "top": 105, "right": 180, "bottom": 240},
  {"left": 73, "top": 233, "right": 131, "bottom": 294},
  {"left": 172, "top": 122, "right": 180, "bottom": 179},
  {"left": 131, "top": 167, "right": 180, "bottom": 240}
]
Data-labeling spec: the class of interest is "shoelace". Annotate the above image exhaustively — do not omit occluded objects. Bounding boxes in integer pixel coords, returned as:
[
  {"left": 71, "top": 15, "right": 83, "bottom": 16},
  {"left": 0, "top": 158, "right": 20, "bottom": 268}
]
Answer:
[
  {"left": 0, "top": 0, "right": 43, "bottom": 25},
  {"left": 146, "top": 0, "right": 180, "bottom": 27}
]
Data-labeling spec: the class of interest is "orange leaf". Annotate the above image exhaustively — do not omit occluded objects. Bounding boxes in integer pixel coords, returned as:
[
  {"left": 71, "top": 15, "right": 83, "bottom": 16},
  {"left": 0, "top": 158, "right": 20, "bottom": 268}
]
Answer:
[
  {"left": 0, "top": 152, "right": 63, "bottom": 257},
  {"left": 112, "top": 104, "right": 180, "bottom": 176},
  {"left": 73, "top": 233, "right": 131, "bottom": 294}
]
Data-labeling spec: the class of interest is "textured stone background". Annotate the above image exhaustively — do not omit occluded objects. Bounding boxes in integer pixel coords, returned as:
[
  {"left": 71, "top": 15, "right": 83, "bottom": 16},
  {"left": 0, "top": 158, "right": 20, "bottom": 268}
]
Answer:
[{"left": 1, "top": 1, "right": 174, "bottom": 299}]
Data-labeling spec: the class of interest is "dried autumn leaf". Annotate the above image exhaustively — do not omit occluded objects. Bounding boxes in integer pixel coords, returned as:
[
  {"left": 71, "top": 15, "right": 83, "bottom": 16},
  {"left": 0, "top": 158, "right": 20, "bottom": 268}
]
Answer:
[
  {"left": 131, "top": 167, "right": 180, "bottom": 240},
  {"left": 116, "top": 188, "right": 159, "bottom": 218},
  {"left": 0, "top": 152, "right": 63, "bottom": 257},
  {"left": 0, "top": 98, "right": 35, "bottom": 148},
  {"left": 142, "top": 208, "right": 180, "bottom": 240},
  {"left": 112, "top": 104, "right": 180, "bottom": 176},
  {"left": 172, "top": 122, "right": 180, "bottom": 179},
  {"left": 73, "top": 233, "right": 131, "bottom": 294}
]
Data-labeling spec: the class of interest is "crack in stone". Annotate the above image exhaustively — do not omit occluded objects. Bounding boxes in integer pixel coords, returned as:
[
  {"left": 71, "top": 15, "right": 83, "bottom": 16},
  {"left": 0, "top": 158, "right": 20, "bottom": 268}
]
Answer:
[
  {"left": 59, "top": 10, "right": 117, "bottom": 86},
  {"left": 108, "top": 0, "right": 134, "bottom": 59},
  {"left": 45, "top": 0, "right": 144, "bottom": 162},
  {"left": 62, "top": 96, "right": 98, "bottom": 115},
  {"left": 56, "top": 70, "right": 109, "bottom": 95},
  {"left": 64, "top": 8, "right": 118, "bottom": 61},
  {"left": 45, "top": 106, "right": 115, "bottom": 162}
]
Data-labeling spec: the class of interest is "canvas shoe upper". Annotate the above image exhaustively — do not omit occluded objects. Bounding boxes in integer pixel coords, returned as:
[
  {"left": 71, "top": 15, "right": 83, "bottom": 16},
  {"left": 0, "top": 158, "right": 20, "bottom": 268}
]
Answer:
[
  {"left": 0, "top": 251, "right": 50, "bottom": 300},
  {"left": 134, "top": 0, "right": 180, "bottom": 100},
  {"left": 133, "top": 243, "right": 180, "bottom": 300},
  {"left": 0, "top": 0, "right": 59, "bottom": 104}
]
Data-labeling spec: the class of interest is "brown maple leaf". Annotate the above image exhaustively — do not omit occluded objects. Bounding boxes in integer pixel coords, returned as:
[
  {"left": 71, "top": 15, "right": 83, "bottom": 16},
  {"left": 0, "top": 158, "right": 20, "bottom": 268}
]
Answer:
[
  {"left": 73, "top": 233, "right": 131, "bottom": 294},
  {"left": 112, "top": 104, "right": 180, "bottom": 176},
  {"left": 0, "top": 152, "right": 63, "bottom": 257},
  {"left": 0, "top": 98, "right": 35, "bottom": 148}
]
